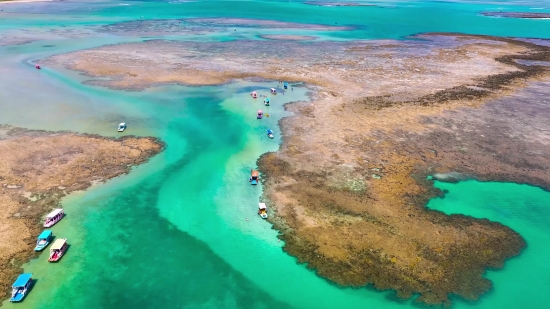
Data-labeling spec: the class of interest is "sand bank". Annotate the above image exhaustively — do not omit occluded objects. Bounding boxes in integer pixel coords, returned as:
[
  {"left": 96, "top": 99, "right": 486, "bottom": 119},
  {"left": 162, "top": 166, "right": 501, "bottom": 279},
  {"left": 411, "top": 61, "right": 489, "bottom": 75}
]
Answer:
[
  {"left": 44, "top": 33, "right": 550, "bottom": 306},
  {"left": 0, "top": 126, "right": 163, "bottom": 300},
  {"left": 0, "top": 0, "right": 56, "bottom": 5}
]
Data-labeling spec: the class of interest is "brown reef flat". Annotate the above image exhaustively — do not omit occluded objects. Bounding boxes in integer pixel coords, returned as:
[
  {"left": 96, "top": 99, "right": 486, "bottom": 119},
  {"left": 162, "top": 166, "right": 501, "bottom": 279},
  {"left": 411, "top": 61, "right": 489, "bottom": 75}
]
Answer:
[
  {"left": 0, "top": 126, "right": 163, "bottom": 301},
  {"left": 44, "top": 33, "right": 550, "bottom": 306}
]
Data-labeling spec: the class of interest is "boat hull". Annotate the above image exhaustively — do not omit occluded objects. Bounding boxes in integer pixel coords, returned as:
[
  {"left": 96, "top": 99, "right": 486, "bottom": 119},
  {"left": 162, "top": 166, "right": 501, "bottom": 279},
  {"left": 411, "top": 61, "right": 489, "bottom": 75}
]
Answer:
[
  {"left": 43, "top": 219, "right": 62, "bottom": 228},
  {"left": 48, "top": 253, "right": 65, "bottom": 262},
  {"left": 10, "top": 292, "right": 26, "bottom": 302},
  {"left": 48, "top": 249, "right": 66, "bottom": 262},
  {"left": 34, "top": 242, "right": 50, "bottom": 252}
]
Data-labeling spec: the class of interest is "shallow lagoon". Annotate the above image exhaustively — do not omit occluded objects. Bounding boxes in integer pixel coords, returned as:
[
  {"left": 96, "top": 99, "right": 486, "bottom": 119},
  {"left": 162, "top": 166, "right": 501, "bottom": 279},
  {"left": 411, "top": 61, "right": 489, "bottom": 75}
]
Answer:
[{"left": 1, "top": 0, "right": 550, "bottom": 308}]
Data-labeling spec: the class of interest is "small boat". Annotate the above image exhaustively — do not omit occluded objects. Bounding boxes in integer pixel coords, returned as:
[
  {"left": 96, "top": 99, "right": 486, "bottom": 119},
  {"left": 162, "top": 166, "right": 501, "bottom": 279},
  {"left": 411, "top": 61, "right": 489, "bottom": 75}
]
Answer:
[
  {"left": 10, "top": 273, "right": 32, "bottom": 302},
  {"left": 283, "top": 82, "right": 288, "bottom": 89},
  {"left": 48, "top": 238, "right": 68, "bottom": 262},
  {"left": 264, "top": 97, "right": 270, "bottom": 106},
  {"left": 250, "top": 170, "right": 259, "bottom": 185},
  {"left": 43, "top": 208, "right": 64, "bottom": 228},
  {"left": 258, "top": 203, "right": 268, "bottom": 219},
  {"left": 117, "top": 122, "right": 126, "bottom": 132},
  {"left": 251, "top": 91, "right": 257, "bottom": 98},
  {"left": 35, "top": 65, "right": 41, "bottom": 70},
  {"left": 267, "top": 129, "right": 274, "bottom": 139},
  {"left": 270, "top": 88, "right": 277, "bottom": 94},
  {"left": 257, "top": 110, "right": 263, "bottom": 119},
  {"left": 34, "top": 230, "right": 53, "bottom": 251}
]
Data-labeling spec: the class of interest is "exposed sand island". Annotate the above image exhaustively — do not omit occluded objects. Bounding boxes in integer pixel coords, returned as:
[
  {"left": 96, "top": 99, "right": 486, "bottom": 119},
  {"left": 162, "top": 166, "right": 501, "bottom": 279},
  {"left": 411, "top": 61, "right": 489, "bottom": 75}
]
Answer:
[
  {"left": 482, "top": 12, "right": 550, "bottom": 19},
  {"left": 260, "top": 35, "right": 317, "bottom": 41},
  {"left": 304, "top": 1, "right": 376, "bottom": 7},
  {"left": 0, "top": 126, "right": 163, "bottom": 300},
  {"left": 44, "top": 31, "right": 550, "bottom": 306}
]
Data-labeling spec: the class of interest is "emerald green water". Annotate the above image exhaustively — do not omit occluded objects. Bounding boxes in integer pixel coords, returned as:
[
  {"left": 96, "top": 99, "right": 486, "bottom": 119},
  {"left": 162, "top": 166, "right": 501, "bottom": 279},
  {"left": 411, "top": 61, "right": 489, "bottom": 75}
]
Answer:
[{"left": 1, "top": 0, "right": 550, "bottom": 308}]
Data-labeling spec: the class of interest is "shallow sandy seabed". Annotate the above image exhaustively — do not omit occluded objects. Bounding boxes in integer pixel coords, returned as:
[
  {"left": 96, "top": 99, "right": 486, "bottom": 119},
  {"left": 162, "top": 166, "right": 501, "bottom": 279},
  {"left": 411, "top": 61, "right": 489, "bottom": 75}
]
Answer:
[
  {"left": 0, "top": 126, "right": 163, "bottom": 300},
  {"left": 44, "top": 33, "right": 550, "bottom": 306},
  {"left": 260, "top": 35, "right": 317, "bottom": 41}
]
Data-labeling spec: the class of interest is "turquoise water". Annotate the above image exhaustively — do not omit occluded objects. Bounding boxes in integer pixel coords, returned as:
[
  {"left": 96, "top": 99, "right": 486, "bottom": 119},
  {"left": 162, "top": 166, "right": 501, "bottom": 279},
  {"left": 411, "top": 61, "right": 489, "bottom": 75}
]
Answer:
[{"left": 1, "top": 0, "right": 550, "bottom": 308}]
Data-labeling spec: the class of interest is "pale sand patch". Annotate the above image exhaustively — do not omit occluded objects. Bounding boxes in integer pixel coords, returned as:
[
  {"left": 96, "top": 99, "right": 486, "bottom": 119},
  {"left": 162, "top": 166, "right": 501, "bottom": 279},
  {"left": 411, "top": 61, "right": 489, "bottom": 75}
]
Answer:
[{"left": 0, "top": 0, "right": 56, "bottom": 5}]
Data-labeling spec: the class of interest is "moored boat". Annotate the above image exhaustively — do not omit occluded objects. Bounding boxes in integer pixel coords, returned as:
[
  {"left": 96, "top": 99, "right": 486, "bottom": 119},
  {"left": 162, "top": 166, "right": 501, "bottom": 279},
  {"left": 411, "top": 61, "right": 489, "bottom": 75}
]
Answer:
[
  {"left": 264, "top": 97, "right": 270, "bottom": 106},
  {"left": 118, "top": 122, "right": 127, "bottom": 132},
  {"left": 10, "top": 273, "right": 32, "bottom": 302},
  {"left": 34, "top": 230, "right": 53, "bottom": 251},
  {"left": 250, "top": 170, "right": 259, "bottom": 185},
  {"left": 48, "top": 238, "right": 68, "bottom": 262},
  {"left": 251, "top": 91, "right": 257, "bottom": 98},
  {"left": 270, "top": 88, "right": 277, "bottom": 94},
  {"left": 257, "top": 110, "right": 263, "bottom": 119},
  {"left": 283, "top": 82, "right": 288, "bottom": 89},
  {"left": 267, "top": 129, "right": 274, "bottom": 139},
  {"left": 43, "top": 208, "right": 64, "bottom": 228},
  {"left": 258, "top": 203, "right": 268, "bottom": 219}
]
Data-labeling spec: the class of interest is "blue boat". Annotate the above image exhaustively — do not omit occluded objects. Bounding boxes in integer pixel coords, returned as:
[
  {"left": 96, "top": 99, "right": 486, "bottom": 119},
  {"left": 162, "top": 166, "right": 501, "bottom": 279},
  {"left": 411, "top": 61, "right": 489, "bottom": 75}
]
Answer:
[
  {"left": 264, "top": 97, "right": 270, "bottom": 106},
  {"left": 283, "top": 82, "right": 288, "bottom": 89},
  {"left": 267, "top": 129, "right": 274, "bottom": 139},
  {"left": 34, "top": 230, "right": 53, "bottom": 251},
  {"left": 250, "top": 170, "right": 259, "bottom": 185},
  {"left": 10, "top": 273, "right": 32, "bottom": 302}
]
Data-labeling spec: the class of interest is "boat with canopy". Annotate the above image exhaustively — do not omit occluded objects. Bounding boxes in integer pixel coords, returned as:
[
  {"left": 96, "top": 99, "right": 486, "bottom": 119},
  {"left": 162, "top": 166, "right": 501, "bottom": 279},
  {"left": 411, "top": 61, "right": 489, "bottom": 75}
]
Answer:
[
  {"left": 34, "top": 230, "right": 53, "bottom": 251},
  {"left": 43, "top": 208, "right": 64, "bottom": 227},
  {"left": 10, "top": 273, "right": 32, "bottom": 302},
  {"left": 48, "top": 238, "right": 68, "bottom": 262},
  {"left": 250, "top": 170, "right": 259, "bottom": 185},
  {"left": 258, "top": 203, "right": 268, "bottom": 219},
  {"left": 118, "top": 123, "right": 126, "bottom": 132},
  {"left": 257, "top": 110, "right": 263, "bottom": 119}
]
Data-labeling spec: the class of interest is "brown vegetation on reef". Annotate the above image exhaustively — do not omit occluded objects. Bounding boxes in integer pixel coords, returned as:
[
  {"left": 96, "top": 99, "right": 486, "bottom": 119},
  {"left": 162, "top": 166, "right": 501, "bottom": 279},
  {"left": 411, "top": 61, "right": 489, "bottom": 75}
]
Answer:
[
  {"left": 0, "top": 126, "right": 163, "bottom": 301},
  {"left": 46, "top": 32, "right": 550, "bottom": 306}
]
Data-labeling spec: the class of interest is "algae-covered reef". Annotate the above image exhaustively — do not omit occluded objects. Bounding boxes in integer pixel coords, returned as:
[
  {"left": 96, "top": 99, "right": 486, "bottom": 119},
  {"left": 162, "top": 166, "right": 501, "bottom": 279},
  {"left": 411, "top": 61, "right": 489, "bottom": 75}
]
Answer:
[{"left": 46, "top": 29, "right": 550, "bottom": 306}]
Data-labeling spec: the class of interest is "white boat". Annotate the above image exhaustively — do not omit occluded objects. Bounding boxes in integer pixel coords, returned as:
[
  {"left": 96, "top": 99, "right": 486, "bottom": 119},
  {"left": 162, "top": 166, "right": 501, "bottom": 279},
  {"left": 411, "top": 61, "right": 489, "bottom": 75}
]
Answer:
[
  {"left": 117, "top": 123, "right": 126, "bottom": 132},
  {"left": 43, "top": 208, "right": 64, "bottom": 228},
  {"left": 258, "top": 203, "right": 268, "bottom": 219}
]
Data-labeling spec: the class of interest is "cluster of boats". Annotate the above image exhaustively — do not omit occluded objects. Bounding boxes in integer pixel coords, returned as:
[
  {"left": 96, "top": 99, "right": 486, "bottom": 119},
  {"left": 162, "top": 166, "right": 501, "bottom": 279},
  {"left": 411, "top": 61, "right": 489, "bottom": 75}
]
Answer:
[
  {"left": 247, "top": 84, "right": 292, "bottom": 220},
  {"left": 249, "top": 170, "right": 269, "bottom": 219},
  {"left": 251, "top": 87, "right": 283, "bottom": 139},
  {"left": 10, "top": 208, "right": 68, "bottom": 302}
]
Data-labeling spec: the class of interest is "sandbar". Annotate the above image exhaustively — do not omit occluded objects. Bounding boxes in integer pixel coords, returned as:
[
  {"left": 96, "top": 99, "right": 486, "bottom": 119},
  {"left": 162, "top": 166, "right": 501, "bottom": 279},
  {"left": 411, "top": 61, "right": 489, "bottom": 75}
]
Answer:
[{"left": 0, "top": 0, "right": 56, "bottom": 5}]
